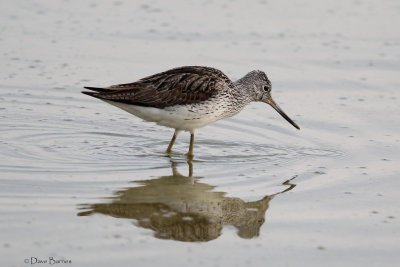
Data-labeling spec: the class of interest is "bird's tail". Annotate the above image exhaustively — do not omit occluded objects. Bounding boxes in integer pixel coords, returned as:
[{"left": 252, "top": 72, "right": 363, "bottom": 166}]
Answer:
[
  {"left": 82, "top": 86, "right": 111, "bottom": 92},
  {"left": 82, "top": 86, "right": 113, "bottom": 98}
]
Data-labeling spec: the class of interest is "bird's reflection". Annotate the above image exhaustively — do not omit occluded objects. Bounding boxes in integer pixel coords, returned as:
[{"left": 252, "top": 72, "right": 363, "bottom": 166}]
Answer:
[{"left": 78, "top": 161, "right": 296, "bottom": 242}]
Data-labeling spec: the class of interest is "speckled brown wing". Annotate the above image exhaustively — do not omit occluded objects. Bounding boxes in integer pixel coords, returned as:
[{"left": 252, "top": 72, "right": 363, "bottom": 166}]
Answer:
[{"left": 82, "top": 66, "right": 233, "bottom": 109}]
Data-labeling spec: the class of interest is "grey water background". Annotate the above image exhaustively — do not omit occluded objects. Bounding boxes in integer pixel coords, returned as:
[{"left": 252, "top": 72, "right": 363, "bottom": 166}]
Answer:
[{"left": 1, "top": 0, "right": 399, "bottom": 266}]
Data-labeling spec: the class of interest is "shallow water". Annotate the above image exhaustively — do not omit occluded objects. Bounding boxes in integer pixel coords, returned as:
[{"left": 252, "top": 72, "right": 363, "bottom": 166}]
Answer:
[{"left": 1, "top": 0, "right": 400, "bottom": 266}]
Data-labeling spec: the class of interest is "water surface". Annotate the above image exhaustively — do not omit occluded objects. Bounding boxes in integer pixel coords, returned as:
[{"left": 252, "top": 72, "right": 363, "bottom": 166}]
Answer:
[{"left": 1, "top": 0, "right": 399, "bottom": 266}]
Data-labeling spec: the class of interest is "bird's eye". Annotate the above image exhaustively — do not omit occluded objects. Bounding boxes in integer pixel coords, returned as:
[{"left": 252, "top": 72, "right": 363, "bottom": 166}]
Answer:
[{"left": 263, "top": 86, "right": 269, "bottom": 92}]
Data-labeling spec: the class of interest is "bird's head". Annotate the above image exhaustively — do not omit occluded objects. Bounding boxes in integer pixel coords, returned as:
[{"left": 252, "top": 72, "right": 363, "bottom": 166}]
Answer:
[{"left": 248, "top": 70, "right": 300, "bottom": 130}]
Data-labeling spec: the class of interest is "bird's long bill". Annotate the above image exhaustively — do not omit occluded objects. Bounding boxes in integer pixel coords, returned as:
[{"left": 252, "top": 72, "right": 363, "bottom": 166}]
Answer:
[{"left": 267, "top": 97, "right": 300, "bottom": 130}]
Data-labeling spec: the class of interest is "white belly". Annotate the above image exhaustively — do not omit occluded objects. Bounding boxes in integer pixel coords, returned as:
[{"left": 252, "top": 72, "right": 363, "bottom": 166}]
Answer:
[{"left": 104, "top": 100, "right": 233, "bottom": 132}]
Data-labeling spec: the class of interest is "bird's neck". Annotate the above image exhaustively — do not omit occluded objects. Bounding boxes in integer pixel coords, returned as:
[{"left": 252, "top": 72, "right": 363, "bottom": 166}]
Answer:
[{"left": 232, "top": 78, "right": 257, "bottom": 107}]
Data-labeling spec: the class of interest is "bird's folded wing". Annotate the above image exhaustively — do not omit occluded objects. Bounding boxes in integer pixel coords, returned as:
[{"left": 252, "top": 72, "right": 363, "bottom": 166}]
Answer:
[{"left": 82, "top": 66, "right": 233, "bottom": 108}]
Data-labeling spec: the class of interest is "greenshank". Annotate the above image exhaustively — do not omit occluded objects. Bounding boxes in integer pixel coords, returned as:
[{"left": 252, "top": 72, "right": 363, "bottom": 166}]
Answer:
[{"left": 82, "top": 66, "right": 300, "bottom": 157}]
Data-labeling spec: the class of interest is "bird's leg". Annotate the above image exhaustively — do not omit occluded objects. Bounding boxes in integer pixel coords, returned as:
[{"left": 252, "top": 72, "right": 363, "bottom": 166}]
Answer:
[
  {"left": 166, "top": 130, "right": 180, "bottom": 153},
  {"left": 187, "top": 159, "right": 193, "bottom": 177},
  {"left": 186, "top": 132, "right": 195, "bottom": 159}
]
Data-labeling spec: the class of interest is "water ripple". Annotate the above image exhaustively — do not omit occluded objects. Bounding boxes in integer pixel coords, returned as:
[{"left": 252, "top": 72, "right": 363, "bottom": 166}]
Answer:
[{"left": 1, "top": 91, "right": 340, "bottom": 174}]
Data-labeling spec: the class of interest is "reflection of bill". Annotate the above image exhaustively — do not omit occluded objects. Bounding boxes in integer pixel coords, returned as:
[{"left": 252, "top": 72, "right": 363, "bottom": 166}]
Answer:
[{"left": 78, "top": 162, "right": 296, "bottom": 242}]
